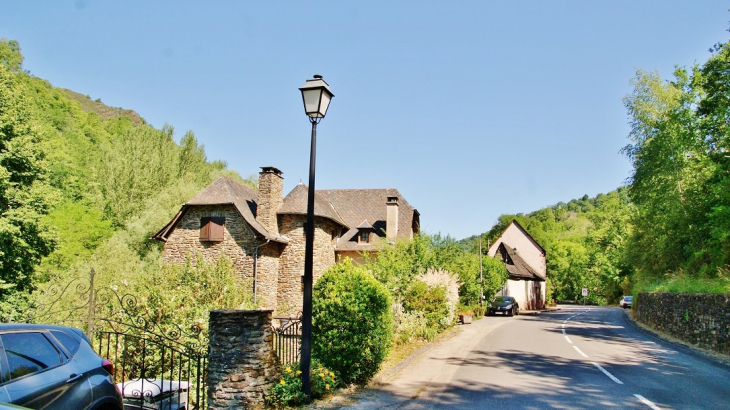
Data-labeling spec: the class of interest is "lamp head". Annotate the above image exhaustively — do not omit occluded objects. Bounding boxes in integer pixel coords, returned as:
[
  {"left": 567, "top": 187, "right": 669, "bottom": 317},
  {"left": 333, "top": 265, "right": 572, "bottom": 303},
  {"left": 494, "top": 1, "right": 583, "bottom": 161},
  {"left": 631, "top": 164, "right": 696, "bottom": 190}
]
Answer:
[{"left": 299, "top": 75, "right": 334, "bottom": 122}]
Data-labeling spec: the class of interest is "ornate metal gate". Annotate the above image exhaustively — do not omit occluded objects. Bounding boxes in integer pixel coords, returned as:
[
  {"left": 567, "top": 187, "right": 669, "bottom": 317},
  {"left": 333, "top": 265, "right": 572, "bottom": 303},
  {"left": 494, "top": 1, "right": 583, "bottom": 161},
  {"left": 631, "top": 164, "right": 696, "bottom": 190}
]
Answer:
[
  {"left": 272, "top": 315, "right": 302, "bottom": 366},
  {"left": 21, "top": 269, "right": 208, "bottom": 409}
]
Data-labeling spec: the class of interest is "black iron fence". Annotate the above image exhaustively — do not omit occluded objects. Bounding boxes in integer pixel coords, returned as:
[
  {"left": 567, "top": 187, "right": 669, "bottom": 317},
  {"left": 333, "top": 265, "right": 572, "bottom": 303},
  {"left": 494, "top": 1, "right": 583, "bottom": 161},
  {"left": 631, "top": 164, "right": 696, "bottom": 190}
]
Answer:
[
  {"left": 272, "top": 316, "right": 301, "bottom": 366},
  {"left": 20, "top": 269, "right": 208, "bottom": 409}
]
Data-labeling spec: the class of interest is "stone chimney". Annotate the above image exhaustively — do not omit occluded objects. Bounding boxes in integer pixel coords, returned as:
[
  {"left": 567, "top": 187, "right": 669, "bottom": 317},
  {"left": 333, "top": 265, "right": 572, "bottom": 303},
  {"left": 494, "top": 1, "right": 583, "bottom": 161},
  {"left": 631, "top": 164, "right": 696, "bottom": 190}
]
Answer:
[
  {"left": 386, "top": 196, "right": 399, "bottom": 243},
  {"left": 257, "top": 167, "right": 283, "bottom": 235}
]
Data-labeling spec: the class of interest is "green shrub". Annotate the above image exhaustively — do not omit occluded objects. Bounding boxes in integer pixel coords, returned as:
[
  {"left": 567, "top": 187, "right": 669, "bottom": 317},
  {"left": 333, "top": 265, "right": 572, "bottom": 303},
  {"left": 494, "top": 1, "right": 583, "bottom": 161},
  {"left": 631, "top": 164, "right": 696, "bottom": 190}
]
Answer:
[
  {"left": 402, "top": 280, "right": 450, "bottom": 331},
  {"left": 266, "top": 360, "right": 337, "bottom": 408},
  {"left": 312, "top": 259, "right": 393, "bottom": 386},
  {"left": 392, "top": 306, "right": 429, "bottom": 345},
  {"left": 472, "top": 304, "right": 486, "bottom": 317}
]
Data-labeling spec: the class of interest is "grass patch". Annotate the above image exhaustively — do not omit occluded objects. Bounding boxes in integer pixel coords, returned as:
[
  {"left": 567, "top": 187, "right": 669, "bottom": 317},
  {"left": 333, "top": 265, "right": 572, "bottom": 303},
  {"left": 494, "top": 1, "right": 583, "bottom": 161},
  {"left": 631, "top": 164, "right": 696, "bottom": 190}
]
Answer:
[{"left": 633, "top": 268, "right": 730, "bottom": 294}]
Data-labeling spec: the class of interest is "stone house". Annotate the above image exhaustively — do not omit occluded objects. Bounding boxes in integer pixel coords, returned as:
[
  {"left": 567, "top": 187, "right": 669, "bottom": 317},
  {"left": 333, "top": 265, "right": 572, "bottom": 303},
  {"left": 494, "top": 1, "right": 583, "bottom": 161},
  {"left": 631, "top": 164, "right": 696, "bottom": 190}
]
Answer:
[
  {"left": 153, "top": 166, "right": 419, "bottom": 314},
  {"left": 486, "top": 220, "right": 546, "bottom": 310}
]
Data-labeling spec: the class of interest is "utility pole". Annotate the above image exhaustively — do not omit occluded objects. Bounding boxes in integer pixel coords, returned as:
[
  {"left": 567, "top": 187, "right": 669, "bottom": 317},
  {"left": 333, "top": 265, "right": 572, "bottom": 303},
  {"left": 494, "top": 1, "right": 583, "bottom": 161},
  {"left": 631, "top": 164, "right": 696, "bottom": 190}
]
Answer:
[{"left": 479, "top": 237, "right": 483, "bottom": 305}]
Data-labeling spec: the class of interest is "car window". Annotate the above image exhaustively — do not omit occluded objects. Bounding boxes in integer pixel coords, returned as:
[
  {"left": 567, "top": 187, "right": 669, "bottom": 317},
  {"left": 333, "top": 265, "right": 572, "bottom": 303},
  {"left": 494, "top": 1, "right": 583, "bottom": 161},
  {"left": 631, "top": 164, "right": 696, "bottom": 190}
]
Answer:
[
  {"left": 50, "top": 330, "right": 81, "bottom": 356},
  {"left": 1, "top": 332, "right": 63, "bottom": 380}
]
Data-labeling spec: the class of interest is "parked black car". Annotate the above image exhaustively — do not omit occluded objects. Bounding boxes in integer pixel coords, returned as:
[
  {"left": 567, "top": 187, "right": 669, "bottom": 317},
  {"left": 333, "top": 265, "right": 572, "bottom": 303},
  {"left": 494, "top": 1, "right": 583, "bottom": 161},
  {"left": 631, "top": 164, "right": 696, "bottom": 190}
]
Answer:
[
  {"left": 487, "top": 296, "right": 519, "bottom": 316},
  {"left": 0, "top": 324, "right": 123, "bottom": 410}
]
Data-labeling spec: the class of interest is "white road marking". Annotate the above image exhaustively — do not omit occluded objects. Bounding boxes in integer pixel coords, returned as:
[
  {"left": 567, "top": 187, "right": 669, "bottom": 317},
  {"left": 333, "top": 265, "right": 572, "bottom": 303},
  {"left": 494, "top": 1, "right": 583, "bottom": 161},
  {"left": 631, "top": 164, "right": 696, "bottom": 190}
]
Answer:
[
  {"left": 592, "top": 362, "right": 623, "bottom": 384},
  {"left": 564, "top": 335, "right": 573, "bottom": 344},
  {"left": 573, "top": 345, "right": 588, "bottom": 358},
  {"left": 634, "top": 394, "right": 661, "bottom": 410},
  {"left": 562, "top": 327, "right": 566, "bottom": 334}
]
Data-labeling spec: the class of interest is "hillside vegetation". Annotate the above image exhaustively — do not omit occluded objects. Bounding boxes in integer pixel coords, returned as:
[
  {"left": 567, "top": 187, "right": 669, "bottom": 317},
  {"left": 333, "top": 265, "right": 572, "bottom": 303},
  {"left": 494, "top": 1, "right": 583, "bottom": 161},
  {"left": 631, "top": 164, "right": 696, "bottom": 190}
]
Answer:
[
  {"left": 462, "top": 189, "right": 633, "bottom": 304},
  {"left": 0, "top": 38, "right": 256, "bottom": 321},
  {"left": 465, "top": 36, "right": 730, "bottom": 301}
]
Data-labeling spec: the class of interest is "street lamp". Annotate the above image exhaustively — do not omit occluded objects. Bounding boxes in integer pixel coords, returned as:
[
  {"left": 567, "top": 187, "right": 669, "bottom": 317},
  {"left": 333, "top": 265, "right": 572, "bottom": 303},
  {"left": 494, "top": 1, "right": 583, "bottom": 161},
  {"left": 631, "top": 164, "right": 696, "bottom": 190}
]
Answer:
[{"left": 298, "top": 74, "right": 334, "bottom": 400}]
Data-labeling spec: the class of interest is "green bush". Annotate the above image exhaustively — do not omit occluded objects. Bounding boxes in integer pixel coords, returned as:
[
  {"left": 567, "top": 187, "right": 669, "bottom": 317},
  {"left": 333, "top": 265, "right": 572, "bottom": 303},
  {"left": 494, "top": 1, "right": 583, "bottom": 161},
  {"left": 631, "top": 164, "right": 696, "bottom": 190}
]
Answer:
[
  {"left": 392, "top": 306, "right": 429, "bottom": 345},
  {"left": 402, "top": 280, "right": 450, "bottom": 331},
  {"left": 266, "top": 360, "right": 337, "bottom": 408},
  {"left": 472, "top": 304, "right": 486, "bottom": 317},
  {"left": 312, "top": 259, "right": 393, "bottom": 386}
]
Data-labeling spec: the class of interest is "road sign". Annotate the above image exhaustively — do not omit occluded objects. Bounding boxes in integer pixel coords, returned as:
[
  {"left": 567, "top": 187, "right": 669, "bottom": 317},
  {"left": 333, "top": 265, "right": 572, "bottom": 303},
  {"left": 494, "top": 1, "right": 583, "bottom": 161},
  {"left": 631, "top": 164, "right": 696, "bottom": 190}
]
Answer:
[{"left": 582, "top": 288, "right": 588, "bottom": 297}]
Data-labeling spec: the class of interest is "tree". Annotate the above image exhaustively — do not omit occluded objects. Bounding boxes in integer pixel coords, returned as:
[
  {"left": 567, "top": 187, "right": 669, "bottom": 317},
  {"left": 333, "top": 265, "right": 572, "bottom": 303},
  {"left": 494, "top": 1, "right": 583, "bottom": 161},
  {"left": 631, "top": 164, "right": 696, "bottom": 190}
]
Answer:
[
  {"left": 0, "top": 38, "right": 23, "bottom": 72},
  {"left": 0, "top": 61, "right": 56, "bottom": 296}
]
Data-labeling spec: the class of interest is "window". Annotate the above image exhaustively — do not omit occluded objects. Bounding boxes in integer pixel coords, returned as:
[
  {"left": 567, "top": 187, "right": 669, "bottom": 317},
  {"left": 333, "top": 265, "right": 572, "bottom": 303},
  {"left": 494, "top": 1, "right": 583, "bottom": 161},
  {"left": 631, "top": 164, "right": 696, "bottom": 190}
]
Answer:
[
  {"left": 50, "top": 330, "right": 81, "bottom": 356},
  {"left": 2, "top": 332, "right": 63, "bottom": 380},
  {"left": 359, "top": 232, "right": 370, "bottom": 243},
  {"left": 200, "top": 217, "right": 225, "bottom": 242}
]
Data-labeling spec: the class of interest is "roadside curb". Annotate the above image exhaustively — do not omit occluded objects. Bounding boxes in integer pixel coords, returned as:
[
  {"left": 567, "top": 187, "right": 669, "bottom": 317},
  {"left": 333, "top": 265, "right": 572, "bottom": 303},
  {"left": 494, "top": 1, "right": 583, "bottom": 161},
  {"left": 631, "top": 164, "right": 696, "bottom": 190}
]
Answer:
[
  {"left": 621, "top": 309, "right": 730, "bottom": 369},
  {"left": 308, "top": 325, "right": 465, "bottom": 409},
  {"left": 370, "top": 325, "right": 464, "bottom": 385}
]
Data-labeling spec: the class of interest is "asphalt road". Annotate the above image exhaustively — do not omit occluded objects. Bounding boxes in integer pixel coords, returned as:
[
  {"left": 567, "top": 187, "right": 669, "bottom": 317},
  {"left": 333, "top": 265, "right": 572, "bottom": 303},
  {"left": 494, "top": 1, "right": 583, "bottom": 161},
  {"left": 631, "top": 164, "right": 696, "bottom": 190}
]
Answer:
[{"left": 341, "top": 306, "right": 730, "bottom": 409}]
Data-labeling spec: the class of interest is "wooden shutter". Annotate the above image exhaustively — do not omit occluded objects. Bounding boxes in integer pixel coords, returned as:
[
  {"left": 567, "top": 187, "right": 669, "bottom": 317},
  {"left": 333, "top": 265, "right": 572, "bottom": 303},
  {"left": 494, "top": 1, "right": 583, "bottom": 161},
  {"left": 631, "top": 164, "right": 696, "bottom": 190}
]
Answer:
[
  {"left": 200, "top": 217, "right": 211, "bottom": 240},
  {"left": 200, "top": 217, "right": 225, "bottom": 242},
  {"left": 209, "top": 217, "right": 225, "bottom": 241}
]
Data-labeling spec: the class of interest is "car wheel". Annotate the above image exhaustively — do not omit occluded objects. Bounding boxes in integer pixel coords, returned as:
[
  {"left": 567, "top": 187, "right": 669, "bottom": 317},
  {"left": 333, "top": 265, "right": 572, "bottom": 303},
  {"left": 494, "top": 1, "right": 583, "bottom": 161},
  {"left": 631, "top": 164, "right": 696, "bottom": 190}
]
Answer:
[
  {"left": 515, "top": 307, "right": 519, "bottom": 316},
  {"left": 508, "top": 308, "right": 514, "bottom": 317}
]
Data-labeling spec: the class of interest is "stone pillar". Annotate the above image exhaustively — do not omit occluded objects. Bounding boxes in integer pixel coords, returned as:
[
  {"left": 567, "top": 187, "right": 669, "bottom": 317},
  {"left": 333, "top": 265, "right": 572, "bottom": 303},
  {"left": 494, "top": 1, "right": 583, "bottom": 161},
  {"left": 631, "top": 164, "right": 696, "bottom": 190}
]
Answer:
[{"left": 207, "top": 310, "right": 279, "bottom": 409}]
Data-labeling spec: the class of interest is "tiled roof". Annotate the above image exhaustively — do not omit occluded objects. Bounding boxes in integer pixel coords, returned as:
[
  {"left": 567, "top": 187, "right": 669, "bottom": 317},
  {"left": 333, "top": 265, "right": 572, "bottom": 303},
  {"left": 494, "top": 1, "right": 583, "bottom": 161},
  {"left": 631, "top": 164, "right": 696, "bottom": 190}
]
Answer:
[
  {"left": 154, "top": 175, "right": 419, "bottom": 253},
  {"left": 152, "top": 176, "right": 288, "bottom": 243},
  {"left": 357, "top": 220, "right": 374, "bottom": 229},
  {"left": 279, "top": 188, "right": 418, "bottom": 252},
  {"left": 277, "top": 183, "right": 347, "bottom": 227},
  {"left": 497, "top": 242, "right": 545, "bottom": 282}
]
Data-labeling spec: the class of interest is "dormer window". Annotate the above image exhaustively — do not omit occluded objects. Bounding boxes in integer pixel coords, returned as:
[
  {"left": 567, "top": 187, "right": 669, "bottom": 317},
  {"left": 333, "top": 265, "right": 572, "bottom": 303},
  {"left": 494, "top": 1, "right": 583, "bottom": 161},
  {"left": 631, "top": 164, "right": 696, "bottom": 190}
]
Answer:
[
  {"left": 200, "top": 216, "right": 225, "bottom": 242},
  {"left": 356, "top": 220, "right": 374, "bottom": 244}
]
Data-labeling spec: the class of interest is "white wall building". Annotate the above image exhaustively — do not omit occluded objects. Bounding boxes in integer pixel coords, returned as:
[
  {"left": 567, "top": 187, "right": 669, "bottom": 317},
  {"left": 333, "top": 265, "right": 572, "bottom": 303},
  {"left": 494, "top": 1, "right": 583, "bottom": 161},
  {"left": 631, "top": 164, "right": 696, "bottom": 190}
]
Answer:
[{"left": 487, "top": 220, "right": 546, "bottom": 310}]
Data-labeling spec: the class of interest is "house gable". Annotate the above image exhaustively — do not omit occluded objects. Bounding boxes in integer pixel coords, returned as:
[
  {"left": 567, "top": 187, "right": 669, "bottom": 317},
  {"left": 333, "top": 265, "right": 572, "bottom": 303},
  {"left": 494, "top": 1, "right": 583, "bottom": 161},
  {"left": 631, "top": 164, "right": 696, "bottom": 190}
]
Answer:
[
  {"left": 487, "top": 220, "right": 546, "bottom": 280},
  {"left": 152, "top": 176, "right": 287, "bottom": 244}
]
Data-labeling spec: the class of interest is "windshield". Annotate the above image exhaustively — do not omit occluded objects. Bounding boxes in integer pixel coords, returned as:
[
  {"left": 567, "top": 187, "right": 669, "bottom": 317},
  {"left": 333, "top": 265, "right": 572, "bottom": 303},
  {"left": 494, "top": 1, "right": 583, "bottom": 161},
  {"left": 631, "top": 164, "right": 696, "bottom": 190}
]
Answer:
[{"left": 493, "top": 297, "right": 512, "bottom": 303}]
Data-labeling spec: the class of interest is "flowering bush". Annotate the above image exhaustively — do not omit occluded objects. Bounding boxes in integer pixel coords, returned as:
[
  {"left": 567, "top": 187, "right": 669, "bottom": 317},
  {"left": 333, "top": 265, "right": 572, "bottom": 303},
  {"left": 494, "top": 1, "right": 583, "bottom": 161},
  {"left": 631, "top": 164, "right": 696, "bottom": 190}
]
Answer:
[
  {"left": 392, "top": 305, "right": 430, "bottom": 344},
  {"left": 266, "top": 360, "right": 337, "bottom": 408}
]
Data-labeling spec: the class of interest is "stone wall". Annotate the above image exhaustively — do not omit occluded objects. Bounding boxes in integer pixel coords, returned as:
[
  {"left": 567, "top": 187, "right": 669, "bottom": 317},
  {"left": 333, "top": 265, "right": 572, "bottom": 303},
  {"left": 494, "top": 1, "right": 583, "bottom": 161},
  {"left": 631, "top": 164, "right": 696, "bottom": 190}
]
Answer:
[
  {"left": 257, "top": 168, "right": 283, "bottom": 234},
  {"left": 277, "top": 214, "right": 339, "bottom": 315},
  {"left": 207, "top": 309, "right": 279, "bottom": 409},
  {"left": 635, "top": 293, "right": 730, "bottom": 355},
  {"left": 162, "top": 205, "right": 281, "bottom": 310}
]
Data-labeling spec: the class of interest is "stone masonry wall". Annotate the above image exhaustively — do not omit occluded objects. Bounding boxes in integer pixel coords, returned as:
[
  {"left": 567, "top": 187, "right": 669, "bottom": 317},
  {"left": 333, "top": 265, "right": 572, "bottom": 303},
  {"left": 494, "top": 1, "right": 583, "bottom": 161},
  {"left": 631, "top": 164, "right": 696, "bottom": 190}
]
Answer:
[
  {"left": 635, "top": 293, "right": 730, "bottom": 355},
  {"left": 162, "top": 205, "right": 281, "bottom": 310},
  {"left": 257, "top": 168, "right": 283, "bottom": 235},
  {"left": 277, "top": 214, "right": 339, "bottom": 315},
  {"left": 207, "top": 310, "right": 279, "bottom": 409}
]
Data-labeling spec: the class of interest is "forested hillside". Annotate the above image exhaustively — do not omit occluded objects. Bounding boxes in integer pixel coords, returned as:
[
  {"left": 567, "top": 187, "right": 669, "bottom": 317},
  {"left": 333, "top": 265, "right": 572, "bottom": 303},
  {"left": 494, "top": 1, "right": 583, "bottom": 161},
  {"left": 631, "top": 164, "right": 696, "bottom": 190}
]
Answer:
[
  {"left": 0, "top": 39, "right": 256, "bottom": 320},
  {"left": 461, "top": 189, "right": 633, "bottom": 304},
  {"left": 465, "top": 37, "right": 730, "bottom": 302}
]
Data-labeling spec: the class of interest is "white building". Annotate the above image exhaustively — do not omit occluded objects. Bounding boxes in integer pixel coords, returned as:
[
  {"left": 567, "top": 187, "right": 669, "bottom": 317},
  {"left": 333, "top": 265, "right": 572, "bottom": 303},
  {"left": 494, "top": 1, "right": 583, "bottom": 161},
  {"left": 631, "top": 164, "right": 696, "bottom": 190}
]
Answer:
[{"left": 487, "top": 220, "right": 546, "bottom": 310}]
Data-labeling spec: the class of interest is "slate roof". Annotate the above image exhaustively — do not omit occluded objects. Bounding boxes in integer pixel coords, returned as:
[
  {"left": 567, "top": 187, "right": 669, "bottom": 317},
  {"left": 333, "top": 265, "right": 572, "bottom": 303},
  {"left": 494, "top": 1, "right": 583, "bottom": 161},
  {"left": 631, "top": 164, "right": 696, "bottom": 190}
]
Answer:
[
  {"left": 496, "top": 242, "right": 545, "bottom": 282},
  {"left": 277, "top": 183, "right": 347, "bottom": 227},
  {"left": 154, "top": 176, "right": 419, "bottom": 253},
  {"left": 152, "top": 176, "right": 288, "bottom": 243},
  {"left": 279, "top": 187, "right": 419, "bottom": 252}
]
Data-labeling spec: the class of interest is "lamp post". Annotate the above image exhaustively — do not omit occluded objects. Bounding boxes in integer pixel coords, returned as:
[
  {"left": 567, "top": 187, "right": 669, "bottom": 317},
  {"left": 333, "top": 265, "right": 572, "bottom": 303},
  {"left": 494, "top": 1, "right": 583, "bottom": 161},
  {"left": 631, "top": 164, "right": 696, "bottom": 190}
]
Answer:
[{"left": 298, "top": 74, "right": 334, "bottom": 400}]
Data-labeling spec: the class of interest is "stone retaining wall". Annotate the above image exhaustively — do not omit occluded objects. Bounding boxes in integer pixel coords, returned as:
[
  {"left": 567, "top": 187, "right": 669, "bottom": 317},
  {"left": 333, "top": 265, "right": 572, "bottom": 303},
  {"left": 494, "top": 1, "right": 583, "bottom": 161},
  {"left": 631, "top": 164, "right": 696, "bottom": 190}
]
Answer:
[
  {"left": 635, "top": 293, "right": 730, "bottom": 355},
  {"left": 207, "top": 310, "right": 279, "bottom": 409}
]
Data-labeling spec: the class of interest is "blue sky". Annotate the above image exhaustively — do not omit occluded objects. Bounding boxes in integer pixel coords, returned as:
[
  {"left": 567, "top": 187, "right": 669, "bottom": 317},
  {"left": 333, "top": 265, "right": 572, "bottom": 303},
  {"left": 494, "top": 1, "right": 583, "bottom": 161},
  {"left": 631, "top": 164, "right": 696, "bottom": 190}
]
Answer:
[{"left": 2, "top": 1, "right": 728, "bottom": 239}]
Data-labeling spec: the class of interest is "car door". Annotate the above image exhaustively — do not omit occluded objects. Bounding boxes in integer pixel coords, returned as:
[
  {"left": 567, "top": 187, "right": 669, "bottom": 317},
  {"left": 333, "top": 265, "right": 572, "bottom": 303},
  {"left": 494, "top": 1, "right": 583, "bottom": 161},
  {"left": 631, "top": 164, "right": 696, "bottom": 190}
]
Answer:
[{"left": 0, "top": 331, "right": 91, "bottom": 409}]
